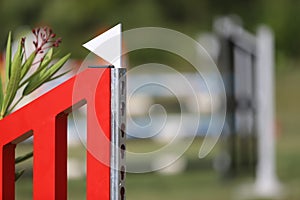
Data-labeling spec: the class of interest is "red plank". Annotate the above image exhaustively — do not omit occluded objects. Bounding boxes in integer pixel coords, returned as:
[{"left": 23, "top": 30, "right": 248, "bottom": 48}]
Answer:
[
  {"left": 0, "top": 67, "right": 112, "bottom": 200},
  {"left": 87, "top": 68, "right": 111, "bottom": 199}
]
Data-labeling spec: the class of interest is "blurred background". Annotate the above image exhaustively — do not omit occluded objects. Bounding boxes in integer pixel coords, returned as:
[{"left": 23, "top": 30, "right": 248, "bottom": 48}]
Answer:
[{"left": 0, "top": 0, "right": 300, "bottom": 199}]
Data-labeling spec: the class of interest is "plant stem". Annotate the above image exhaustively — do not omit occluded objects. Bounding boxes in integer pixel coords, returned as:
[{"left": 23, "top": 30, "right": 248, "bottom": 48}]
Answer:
[{"left": 15, "top": 151, "right": 33, "bottom": 164}]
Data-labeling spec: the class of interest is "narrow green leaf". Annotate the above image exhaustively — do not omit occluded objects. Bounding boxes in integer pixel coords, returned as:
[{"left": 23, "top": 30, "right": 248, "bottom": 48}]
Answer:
[
  {"left": 48, "top": 70, "right": 71, "bottom": 82},
  {"left": 20, "top": 52, "right": 36, "bottom": 80},
  {"left": 44, "top": 53, "right": 71, "bottom": 78},
  {"left": 22, "top": 75, "right": 46, "bottom": 96},
  {"left": 19, "top": 62, "right": 48, "bottom": 88},
  {"left": 15, "top": 169, "right": 25, "bottom": 181},
  {"left": 39, "top": 48, "right": 53, "bottom": 68},
  {"left": 5, "top": 32, "right": 12, "bottom": 82},
  {"left": 19, "top": 49, "right": 53, "bottom": 88},
  {"left": 0, "top": 76, "right": 3, "bottom": 112},
  {"left": 15, "top": 151, "right": 33, "bottom": 164},
  {"left": 23, "top": 53, "right": 70, "bottom": 96},
  {"left": 0, "top": 41, "right": 23, "bottom": 117}
]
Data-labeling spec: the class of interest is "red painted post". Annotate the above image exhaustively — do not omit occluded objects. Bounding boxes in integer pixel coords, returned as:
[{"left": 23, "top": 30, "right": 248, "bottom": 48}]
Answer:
[
  {"left": 86, "top": 68, "right": 111, "bottom": 199},
  {"left": 33, "top": 114, "right": 68, "bottom": 199},
  {"left": 0, "top": 67, "right": 126, "bottom": 200}
]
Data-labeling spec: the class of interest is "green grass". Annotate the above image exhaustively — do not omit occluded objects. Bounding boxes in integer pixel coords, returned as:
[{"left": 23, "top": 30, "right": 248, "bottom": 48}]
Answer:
[
  {"left": 14, "top": 134, "right": 300, "bottom": 200},
  {"left": 14, "top": 68, "right": 300, "bottom": 199}
]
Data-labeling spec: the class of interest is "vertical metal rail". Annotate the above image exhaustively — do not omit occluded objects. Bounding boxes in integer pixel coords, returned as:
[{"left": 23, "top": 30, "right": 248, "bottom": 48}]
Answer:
[{"left": 111, "top": 68, "right": 126, "bottom": 200}]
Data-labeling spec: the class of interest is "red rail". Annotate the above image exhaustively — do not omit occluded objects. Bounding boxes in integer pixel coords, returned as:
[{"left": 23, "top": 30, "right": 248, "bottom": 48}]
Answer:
[{"left": 0, "top": 67, "right": 112, "bottom": 200}]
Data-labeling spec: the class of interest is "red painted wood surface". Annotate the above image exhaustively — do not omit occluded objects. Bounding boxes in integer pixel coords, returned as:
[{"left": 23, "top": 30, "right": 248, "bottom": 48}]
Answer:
[{"left": 0, "top": 67, "right": 112, "bottom": 200}]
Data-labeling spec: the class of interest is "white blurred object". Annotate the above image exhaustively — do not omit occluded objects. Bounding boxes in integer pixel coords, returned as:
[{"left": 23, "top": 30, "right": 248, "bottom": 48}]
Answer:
[
  {"left": 152, "top": 154, "right": 187, "bottom": 175},
  {"left": 67, "top": 158, "right": 85, "bottom": 179},
  {"left": 235, "top": 25, "right": 284, "bottom": 200},
  {"left": 128, "top": 94, "right": 153, "bottom": 116},
  {"left": 197, "top": 33, "right": 220, "bottom": 61},
  {"left": 153, "top": 116, "right": 183, "bottom": 142},
  {"left": 253, "top": 26, "right": 283, "bottom": 198},
  {"left": 185, "top": 93, "right": 221, "bottom": 114}
]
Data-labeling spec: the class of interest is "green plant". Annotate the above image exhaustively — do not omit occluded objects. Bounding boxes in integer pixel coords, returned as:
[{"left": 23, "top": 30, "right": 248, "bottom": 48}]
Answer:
[{"left": 0, "top": 27, "right": 71, "bottom": 180}]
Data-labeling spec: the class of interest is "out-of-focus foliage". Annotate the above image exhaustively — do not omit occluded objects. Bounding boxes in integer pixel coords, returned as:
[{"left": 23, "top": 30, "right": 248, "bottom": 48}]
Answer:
[{"left": 0, "top": 0, "right": 299, "bottom": 62}]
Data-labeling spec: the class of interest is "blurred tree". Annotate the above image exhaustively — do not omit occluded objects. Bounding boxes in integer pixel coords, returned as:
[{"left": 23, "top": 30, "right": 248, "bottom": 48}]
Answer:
[
  {"left": 261, "top": 0, "right": 300, "bottom": 58},
  {"left": 0, "top": 0, "right": 299, "bottom": 64}
]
